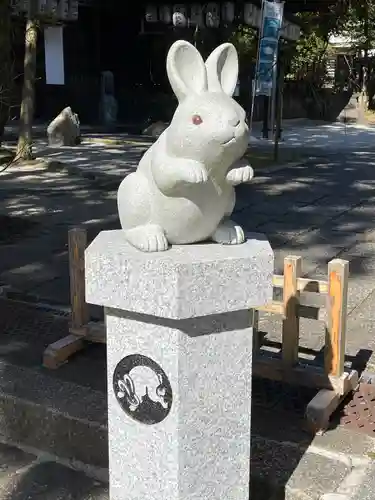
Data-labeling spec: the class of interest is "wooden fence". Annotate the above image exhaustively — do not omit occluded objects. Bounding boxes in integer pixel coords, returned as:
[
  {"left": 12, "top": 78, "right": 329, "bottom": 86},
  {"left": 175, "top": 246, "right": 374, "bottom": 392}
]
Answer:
[
  {"left": 43, "top": 228, "right": 358, "bottom": 432},
  {"left": 251, "top": 255, "right": 358, "bottom": 431}
]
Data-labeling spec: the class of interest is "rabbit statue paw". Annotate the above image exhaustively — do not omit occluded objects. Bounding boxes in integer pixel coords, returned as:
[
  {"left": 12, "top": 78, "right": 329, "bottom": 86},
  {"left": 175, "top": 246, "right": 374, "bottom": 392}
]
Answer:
[
  {"left": 212, "top": 218, "right": 245, "bottom": 245},
  {"left": 178, "top": 160, "right": 208, "bottom": 185},
  {"left": 125, "top": 224, "right": 169, "bottom": 253},
  {"left": 226, "top": 159, "right": 254, "bottom": 186}
]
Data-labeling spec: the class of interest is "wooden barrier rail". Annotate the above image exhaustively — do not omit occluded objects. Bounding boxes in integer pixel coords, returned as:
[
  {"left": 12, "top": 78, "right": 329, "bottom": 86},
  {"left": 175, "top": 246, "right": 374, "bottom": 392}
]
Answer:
[
  {"left": 251, "top": 255, "right": 358, "bottom": 431},
  {"left": 254, "top": 256, "right": 349, "bottom": 380},
  {"left": 43, "top": 228, "right": 358, "bottom": 432}
]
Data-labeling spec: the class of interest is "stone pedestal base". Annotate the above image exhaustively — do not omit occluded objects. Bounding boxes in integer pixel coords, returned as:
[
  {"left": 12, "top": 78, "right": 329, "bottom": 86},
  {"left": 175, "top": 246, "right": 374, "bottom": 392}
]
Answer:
[{"left": 85, "top": 230, "right": 273, "bottom": 500}]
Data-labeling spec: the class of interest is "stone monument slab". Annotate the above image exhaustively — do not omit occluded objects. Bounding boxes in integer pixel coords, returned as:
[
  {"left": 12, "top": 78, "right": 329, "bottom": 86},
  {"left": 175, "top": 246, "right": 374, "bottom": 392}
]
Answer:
[
  {"left": 99, "top": 71, "right": 118, "bottom": 130},
  {"left": 47, "top": 106, "right": 81, "bottom": 146}
]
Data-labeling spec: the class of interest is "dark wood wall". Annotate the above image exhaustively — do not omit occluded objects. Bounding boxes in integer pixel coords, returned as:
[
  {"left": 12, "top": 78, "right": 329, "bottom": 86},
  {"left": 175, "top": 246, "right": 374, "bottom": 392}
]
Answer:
[
  {"left": 13, "top": 1, "right": 338, "bottom": 125},
  {"left": 35, "top": 0, "right": 152, "bottom": 124},
  {"left": 34, "top": 1, "right": 225, "bottom": 125}
]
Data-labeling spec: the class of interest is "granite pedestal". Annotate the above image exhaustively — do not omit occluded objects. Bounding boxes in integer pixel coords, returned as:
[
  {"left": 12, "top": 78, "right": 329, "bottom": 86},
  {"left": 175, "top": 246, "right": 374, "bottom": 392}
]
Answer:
[{"left": 85, "top": 230, "right": 273, "bottom": 500}]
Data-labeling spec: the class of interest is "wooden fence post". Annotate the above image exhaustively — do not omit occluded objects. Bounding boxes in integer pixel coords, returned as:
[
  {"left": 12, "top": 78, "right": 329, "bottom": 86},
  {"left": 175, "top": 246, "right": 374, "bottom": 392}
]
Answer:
[
  {"left": 325, "top": 259, "right": 349, "bottom": 378},
  {"left": 69, "top": 227, "right": 89, "bottom": 335},
  {"left": 43, "top": 227, "right": 88, "bottom": 368},
  {"left": 282, "top": 256, "right": 302, "bottom": 367}
]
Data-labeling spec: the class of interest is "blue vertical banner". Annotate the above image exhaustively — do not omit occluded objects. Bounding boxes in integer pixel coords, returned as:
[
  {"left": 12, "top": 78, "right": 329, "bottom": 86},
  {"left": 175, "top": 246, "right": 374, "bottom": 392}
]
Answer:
[{"left": 255, "top": 0, "right": 284, "bottom": 96}]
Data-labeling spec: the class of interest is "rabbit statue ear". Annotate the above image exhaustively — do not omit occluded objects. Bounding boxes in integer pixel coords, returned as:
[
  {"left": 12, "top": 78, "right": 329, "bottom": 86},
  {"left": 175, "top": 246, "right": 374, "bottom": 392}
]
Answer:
[
  {"left": 205, "top": 43, "right": 239, "bottom": 96},
  {"left": 123, "top": 375, "right": 135, "bottom": 396},
  {"left": 166, "top": 40, "right": 207, "bottom": 101}
]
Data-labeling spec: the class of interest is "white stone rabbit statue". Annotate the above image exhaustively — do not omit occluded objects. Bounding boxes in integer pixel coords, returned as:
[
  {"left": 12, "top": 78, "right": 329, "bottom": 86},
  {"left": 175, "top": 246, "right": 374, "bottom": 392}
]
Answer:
[{"left": 117, "top": 40, "right": 254, "bottom": 252}]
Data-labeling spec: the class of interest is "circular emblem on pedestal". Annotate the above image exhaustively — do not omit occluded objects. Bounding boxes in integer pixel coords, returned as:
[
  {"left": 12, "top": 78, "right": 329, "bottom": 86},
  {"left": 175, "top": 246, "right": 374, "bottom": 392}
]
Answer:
[{"left": 113, "top": 354, "right": 172, "bottom": 424}]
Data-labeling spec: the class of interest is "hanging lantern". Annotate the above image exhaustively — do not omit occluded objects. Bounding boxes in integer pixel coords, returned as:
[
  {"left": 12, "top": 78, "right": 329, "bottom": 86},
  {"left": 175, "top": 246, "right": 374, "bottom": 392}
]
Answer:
[
  {"left": 145, "top": 4, "right": 158, "bottom": 23},
  {"left": 206, "top": 2, "right": 220, "bottom": 28},
  {"left": 190, "top": 3, "right": 204, "bottom": 26},
  {"left": 173, "top": 4, "right": 187, "bottom": 27},
  {"left": 47, "top": 0, "right": 58, "bottom": 16},
  {"left": 18, "top": 0, "right": 29, "bottom": 12},
  {"left": 62, "top": 0, "right": 70, "bottom": 19},
  {"left": 244, "top": 3, "right": 260, "bottom": 28},
  {"left": 57, "top": 0, "right": 69, "bottom": 19},
  {"left": 37, "top": 0, "right": 48, "bottom": 15},
  {"left": 9, "top": 0, "right": 17, "bottom": 9},
  {"left": 11, "top": 0, "right": 28, "bottom": 13},
  {"left": 67, "top": 0, "right": 78, "bottom": 20},
  {"left": 221, "top": 2, "right": 235, "bottom": 23},
  {"left": 159, "top": 5, "right": 172, "bottom": 24}
]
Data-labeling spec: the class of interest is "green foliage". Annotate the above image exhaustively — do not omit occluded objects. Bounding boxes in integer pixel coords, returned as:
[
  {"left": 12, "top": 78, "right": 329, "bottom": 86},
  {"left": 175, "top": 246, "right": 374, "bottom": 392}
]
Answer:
[
  {"left": 341, "top": 1, "right": 375, "bottom": 51},
  {"left": 229, "top": 24, "right": 257, "bottom": 59},
  {"left": 284, "top": 6, "right": 348, "bottom": 82},
  {"left": 288, "top": 31, "right": 328, "bottom": 77},
  {"left": 228, "top": 7, "right": 346, "bottom": 82}
]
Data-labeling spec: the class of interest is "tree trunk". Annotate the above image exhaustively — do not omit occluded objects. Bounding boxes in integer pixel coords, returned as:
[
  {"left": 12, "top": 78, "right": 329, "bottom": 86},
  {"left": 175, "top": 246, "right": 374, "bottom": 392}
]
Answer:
[
  {"left": 16, "top": 17, "right": 38, "bottom": 160},
  {"left": 362, "top": 3, "right": 370, "bottom": 109},
  {"left": 0, "top": 0, "right": 13, "bottom": 147}
]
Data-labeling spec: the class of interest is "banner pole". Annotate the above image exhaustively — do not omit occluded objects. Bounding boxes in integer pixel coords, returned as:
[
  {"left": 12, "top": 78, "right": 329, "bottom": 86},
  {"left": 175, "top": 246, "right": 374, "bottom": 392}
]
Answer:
[{"left": 249, "top": 0, "right": 266, "bottom": 140}]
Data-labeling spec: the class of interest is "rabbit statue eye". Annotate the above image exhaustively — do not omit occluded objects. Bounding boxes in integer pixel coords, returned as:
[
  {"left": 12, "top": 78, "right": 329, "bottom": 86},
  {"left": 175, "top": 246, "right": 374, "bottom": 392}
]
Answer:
[{"left": 192, "top": 114, "right": 203, "bottom": 125}]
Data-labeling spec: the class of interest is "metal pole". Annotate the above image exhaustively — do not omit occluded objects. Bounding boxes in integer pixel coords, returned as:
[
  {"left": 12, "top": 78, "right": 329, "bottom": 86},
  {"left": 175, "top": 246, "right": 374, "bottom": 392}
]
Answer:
[
  {"left": 270, "top": 0, "right": 284, "bottom": 140},
  {"left": 269, "top": 59, "right": 277, "bottom": 137},
  {"left": 274, "top": 41, "right": 285, "bottom": 161},
  {"left": 262, "top": 95, "right": 269, "bottom": 139},
  {"left": 249, "top": 0, "right": 266, "bottom": 139}
]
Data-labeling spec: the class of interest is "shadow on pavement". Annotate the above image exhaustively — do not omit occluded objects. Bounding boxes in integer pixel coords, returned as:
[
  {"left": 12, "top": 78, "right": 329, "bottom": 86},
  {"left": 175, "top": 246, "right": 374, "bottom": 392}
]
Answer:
[
  {"left": 1, "top": 139, "right": 375, "bottom": 497},
  {"left": 0, "top": 299, "right": 317, "bottom": 500}
]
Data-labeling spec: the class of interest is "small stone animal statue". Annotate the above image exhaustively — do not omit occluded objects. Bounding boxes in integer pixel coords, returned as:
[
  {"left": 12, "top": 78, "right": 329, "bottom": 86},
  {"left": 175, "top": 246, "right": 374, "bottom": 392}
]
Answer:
[
  {"left": 116, "top": 367, "right": 168, "bottom": 412},
  {"left": 117, "top": 40, "right": 254, "bottom": 252},
  {"left": 99, "top": 71, "right": 118, "bottom": 129},
  {"left": 47, "top": 106, "right": 81, "bottom": 146}
]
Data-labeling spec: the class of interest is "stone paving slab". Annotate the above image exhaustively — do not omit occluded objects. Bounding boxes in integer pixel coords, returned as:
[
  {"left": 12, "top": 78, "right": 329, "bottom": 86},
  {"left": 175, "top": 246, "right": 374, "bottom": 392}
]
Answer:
[
  {"left": 0, "top": 354, "right": 370, "bottom": 500},
  {"left": 252, "top": 436, "right": 350, "bottom": 500},
  {"left": 352, "top": 460, "right": 375, "bottom": 500},
  {"left": 2, "top": 124, "right": 375, "bottom": 499},
  {"left": 345, "top": 320, "right": 375, "bottom": 371},
  {"left": 2, "top": 149, "right": 375, "bottom": 358},
  {"left": 3, "top": 121, "right": 329, "bottom": 192},
  {"left": 349, "top": 291, "right": 375, "bottom": 322},
  {"left": 0, "top": 442, "right": 35, "bottom": 482},
  {"left": 1, "top": 142, "right": 375, "bottom": 345},
  {"left": 0, "top": 443, "right": 109, "bottom": 499},
  {"left": 0, "top": 439, "right": 366, "bottom": 500},
  {"left": 1, "top": 297, "right": 375, "bottom": 499}
]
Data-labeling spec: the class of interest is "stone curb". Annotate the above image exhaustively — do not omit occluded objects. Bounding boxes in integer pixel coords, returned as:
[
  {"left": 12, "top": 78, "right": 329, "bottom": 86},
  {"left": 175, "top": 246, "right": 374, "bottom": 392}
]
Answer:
[
  {"left": 83, "top": 137, "right": 154, "bottom": 146},
  {"left": 320, "top": 494, "right": 351, "bottom": 500},
  {"left": 360, "top": 371, "right": 375, "bottom": 384},
  {"left": 0, "top": 287, "right": 69, "bottom": 311},
  {"left": 0, "top": 359, "right": 109, "bottom": 470},
  {"left": 0, "top": 356, "right": 354, "bottom": 500}
]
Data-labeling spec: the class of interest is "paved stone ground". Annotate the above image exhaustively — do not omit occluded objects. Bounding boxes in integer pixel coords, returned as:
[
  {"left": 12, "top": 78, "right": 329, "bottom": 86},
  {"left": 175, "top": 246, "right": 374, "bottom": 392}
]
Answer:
[
  {"left": 0, "top": 436, "right": 372, "bottom": 500},
  {"left": 0, "top": 442, "right": 109, "bottom": 499},
  {"left": 2, "top": 122, "right": 375, "bottom": 498},
  {"left": 2, "top": 128, "right": 375, "bottom": 368},
  {"left": 0, "top": 302, "right": 375, "bottom": 500},
  {"left": 0, "top": 322, "right": 375, "bottom": 500}
]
